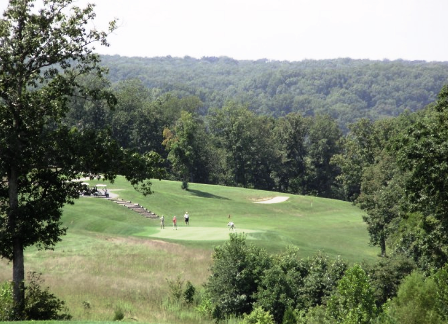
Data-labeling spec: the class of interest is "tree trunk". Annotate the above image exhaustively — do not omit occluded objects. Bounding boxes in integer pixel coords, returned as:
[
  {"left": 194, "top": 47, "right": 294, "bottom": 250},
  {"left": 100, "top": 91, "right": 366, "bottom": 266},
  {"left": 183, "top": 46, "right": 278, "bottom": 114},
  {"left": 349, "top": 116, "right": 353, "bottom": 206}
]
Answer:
[
  {"left": 9, "top": 166, "right": 25, "bottom": 317},
  {"left": 12, "top": 238, "right": 25, "bottom": 317},
  {"left": 380, "top": 234, "right": 386, "bottom": 258}
]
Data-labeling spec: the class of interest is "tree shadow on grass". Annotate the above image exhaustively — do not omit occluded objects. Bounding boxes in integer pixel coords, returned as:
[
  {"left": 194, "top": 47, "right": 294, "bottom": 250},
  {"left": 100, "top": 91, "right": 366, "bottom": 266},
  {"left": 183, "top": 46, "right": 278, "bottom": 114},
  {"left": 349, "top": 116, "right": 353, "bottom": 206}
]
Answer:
[{"left": 187, "top": 189, "right": 230, "bottom": 200}]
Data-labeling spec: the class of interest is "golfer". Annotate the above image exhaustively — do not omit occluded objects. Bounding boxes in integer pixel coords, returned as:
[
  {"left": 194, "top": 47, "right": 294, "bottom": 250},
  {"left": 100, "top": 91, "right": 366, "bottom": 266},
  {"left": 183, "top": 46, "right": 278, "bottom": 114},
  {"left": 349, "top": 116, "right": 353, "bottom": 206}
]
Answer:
[
  {"left": 160, "top": 215, "right": 165, "bottom": 229},
  {"left": 173, "top": 215, "right": 177, "bottom": 230},
  {"left": 184, "top": 212, "right": 189, "bottom": 225}
]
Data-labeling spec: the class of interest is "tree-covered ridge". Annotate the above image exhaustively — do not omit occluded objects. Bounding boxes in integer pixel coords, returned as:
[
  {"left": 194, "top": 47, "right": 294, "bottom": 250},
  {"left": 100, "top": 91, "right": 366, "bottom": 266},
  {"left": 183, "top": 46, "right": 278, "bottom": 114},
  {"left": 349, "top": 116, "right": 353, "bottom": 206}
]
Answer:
[{"left": 100, "top": 55, "right": 448, "bottom": 131}]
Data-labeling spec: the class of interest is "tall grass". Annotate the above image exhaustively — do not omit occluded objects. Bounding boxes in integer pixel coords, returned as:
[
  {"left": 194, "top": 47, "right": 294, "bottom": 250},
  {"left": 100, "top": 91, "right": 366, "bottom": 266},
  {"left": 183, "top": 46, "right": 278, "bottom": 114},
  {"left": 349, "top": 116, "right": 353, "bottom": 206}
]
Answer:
[{"left": 1, "top": 232, "right": 212, "bottom": 323}]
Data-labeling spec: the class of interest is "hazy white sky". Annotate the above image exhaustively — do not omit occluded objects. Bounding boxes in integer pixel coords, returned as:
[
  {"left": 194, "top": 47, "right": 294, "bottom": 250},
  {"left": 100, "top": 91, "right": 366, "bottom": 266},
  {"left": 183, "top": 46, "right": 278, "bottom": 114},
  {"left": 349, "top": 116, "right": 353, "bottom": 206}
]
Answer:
[{"left": 2, "top": 0, "right": 448, "bottom": 62}]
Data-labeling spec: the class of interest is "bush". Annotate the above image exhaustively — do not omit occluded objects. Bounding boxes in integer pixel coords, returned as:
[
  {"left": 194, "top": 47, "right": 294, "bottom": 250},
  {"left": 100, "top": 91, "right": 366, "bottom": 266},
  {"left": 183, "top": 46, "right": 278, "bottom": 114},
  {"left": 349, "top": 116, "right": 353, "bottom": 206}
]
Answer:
[
  {"left": 240, "top": 306, "right": 274, "bottom": 324},
  {"left": 282, "top": 307, "right": 297, "bottom": 324},
  {"left": 297, "top": 305, "right": 331, "bottom": 324},
  {"left": 255, "top": 249, "right": 347, "bottom": 323},
  {"left": 434, "top": 263, "right": 448, "bottom": 320},
  {"left": 206, "top": 233, "right": 271, "bottom": 319},
  {"left": 24, "top": 271, "right": 72, "bottom": 320},
  {"left": 385, "top": 271, "right": 443, "bottom": 324},
  {"left": 183, "top": 281, "right": 196, "bottom": 304},
  {"left": 113, "top": 307, "right": 125, "bottom": 321},
  {"left": 0, "top": 281, "right": 14, "bottom": 321},
  {"left": 326, "top": 264, "right": 378, "bottom": 324},
  {"left": 195, "top": 293, "right": 213, "bottom": 318},
  {"left": 364, "top": 255, "right": 416, "bottom": 307},
  {"left": 166, "top": 275, "right": 184, "bottom": 301}
]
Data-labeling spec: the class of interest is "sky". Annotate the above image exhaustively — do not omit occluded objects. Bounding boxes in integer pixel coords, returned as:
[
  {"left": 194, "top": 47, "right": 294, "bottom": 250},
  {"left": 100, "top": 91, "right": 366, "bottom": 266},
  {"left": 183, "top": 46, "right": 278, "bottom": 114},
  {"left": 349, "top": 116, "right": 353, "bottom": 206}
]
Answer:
[{"left": 2, "top": 0, "right": 448, "bottom": 62}]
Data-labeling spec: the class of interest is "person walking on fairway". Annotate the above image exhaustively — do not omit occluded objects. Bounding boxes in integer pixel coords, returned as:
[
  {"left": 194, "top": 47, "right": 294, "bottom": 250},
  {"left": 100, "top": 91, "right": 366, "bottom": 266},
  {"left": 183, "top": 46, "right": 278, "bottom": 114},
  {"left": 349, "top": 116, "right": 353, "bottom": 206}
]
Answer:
[
  {"left": 160, "top": 215, "right": 165, "bottom": 229},
  {"left": 173, "top": 215, "right": 177, "bottom": 230}
]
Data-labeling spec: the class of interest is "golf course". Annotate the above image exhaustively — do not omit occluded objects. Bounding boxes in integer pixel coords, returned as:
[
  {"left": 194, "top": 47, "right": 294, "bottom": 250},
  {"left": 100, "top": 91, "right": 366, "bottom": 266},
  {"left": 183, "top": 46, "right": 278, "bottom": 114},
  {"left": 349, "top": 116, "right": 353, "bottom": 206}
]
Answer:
[{"left": 0, "top": 176, "right": 379, "bottom": 323}]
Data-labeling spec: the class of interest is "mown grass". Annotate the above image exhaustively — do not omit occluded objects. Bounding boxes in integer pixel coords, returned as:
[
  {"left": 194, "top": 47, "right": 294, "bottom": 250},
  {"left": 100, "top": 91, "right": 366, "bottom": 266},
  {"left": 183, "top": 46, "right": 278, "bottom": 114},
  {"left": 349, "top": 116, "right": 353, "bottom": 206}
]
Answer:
[{"left": 0, "top": 177, "right": 379, "bottom": 323}]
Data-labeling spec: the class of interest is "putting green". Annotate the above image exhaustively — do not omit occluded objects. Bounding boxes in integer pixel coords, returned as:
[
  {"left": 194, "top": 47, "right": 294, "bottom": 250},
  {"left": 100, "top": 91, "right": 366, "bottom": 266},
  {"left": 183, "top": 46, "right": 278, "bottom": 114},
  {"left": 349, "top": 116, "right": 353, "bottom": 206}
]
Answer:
[{"left": 136, "top": 226, "right": 262, "bottom": 241}]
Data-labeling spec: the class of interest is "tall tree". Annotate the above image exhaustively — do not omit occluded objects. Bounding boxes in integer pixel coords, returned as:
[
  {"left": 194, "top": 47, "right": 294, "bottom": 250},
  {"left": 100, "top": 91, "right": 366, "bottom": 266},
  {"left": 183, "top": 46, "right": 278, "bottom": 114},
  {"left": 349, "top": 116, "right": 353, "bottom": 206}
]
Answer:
[
  {"left": 0, "top": 0, "right": 164, "bottom": 316},
  {"left": 207, "top": 103, "right": 256, "bottom": 188},
  {"left": 391, "top": 85, "right": 448, "bottom": 270},
  {"left": 331, "top": 118, "right": 377, "bottom": 201},
  {"left": 304, "top": 114, "right": 342, "bottom": 198},
  {"left": 162, "top": 110, "right": 210, "bottom": 185},
  {"left": 357, "top": 153, "right": 404, "bottom": 257},
  {"left": 273, "top": 113, "right": 308, "bottom": 193}
]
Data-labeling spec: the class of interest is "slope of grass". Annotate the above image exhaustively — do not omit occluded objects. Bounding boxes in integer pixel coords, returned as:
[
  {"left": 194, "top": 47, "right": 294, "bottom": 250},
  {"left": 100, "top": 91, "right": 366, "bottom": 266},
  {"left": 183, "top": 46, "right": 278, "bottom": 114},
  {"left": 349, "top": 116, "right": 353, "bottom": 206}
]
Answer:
[
  {"left": 0, "top": 177, "right": 379, "bottom": 323},
  {"left": 66, "top": 177, "right": 377, "bottom": 261}
]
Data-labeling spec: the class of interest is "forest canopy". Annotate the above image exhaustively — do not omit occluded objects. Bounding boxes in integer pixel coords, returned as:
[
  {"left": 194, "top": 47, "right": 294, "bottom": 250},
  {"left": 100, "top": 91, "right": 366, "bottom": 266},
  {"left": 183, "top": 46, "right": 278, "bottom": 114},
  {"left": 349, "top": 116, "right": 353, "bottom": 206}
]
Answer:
[{"left": 100, "top": 55, "right": 448, "bottom": 132}]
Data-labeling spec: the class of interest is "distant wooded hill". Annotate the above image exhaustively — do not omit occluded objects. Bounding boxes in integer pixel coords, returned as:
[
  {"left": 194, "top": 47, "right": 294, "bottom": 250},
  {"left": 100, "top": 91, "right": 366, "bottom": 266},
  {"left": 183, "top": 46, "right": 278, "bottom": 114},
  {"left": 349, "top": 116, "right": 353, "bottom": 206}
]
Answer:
[{"left": 100, "top": 55, "right": 448, "bottom": 132}]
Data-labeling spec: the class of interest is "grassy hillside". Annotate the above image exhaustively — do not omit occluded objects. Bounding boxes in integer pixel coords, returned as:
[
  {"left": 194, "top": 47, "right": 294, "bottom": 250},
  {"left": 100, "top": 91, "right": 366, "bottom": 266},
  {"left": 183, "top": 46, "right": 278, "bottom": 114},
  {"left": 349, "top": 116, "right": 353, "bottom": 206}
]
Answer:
[
  {"left": 0, "top": 177, "right": 378, "bottom": 323},
  {"left": 62, "top": 177, "right": 378, "bottom": 260}
]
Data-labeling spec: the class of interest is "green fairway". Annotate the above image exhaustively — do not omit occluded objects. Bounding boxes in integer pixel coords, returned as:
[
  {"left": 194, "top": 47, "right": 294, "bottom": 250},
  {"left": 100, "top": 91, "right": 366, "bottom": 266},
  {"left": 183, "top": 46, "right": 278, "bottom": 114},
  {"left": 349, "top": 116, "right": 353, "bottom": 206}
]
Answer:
[
  {"left": 60, "top": 176, "right": 378, "bottom": 262},
  {"left": 137, "top": 226, "right": 262, "bottom": 241}
]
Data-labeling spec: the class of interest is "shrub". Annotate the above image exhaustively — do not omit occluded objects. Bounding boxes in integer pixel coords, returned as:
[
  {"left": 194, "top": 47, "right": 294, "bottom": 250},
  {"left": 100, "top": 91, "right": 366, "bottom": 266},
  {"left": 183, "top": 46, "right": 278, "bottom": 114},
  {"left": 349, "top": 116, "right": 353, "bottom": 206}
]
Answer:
[
  {"left": 195, "top": 294, "right": 213, "bottom": 318},
  {"left": 385, "top": 271, "right": 442, "bottom": 324},
  {"left": 206, "top": 233, "right": 271, "bottom": 319},
  {"left": 183, "top": 281, "right": 195, "bottom": 304},
  {"left": 166, "top": 275, "right": 184, "bottom": 301},
  {"left": 434, "top": 263, "right": 448, "bottom": 320},
  {"left": 326, "top": 264, "right": 378, "bottom": 324},
  {"left": 240, "top": 306, "right": 274, "bottom": 324},
  {"left": 24, "top": 271, "right": 72, "bottom": 320},
  {"left": 113, "top": 307, "right": 125, "bottom": 321},
  {"left": 364, "top": 254, "right": 416, "bottom": 307},
  {"left": 0, "top": 281, "right": 14, "bottom": 321},
  {"left": 282, "top": 307, "right": 297, "bottom": 324},
  {"left": 297, "top": 305, "right": 331, "bottom": 324}
]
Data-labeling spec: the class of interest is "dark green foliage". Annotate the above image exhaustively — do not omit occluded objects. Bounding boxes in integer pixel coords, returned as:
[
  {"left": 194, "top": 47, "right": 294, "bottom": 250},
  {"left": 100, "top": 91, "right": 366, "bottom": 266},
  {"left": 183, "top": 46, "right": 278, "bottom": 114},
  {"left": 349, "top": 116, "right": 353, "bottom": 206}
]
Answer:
[
  {"left": 255, "top": 249, "right": 347, "bottom": 323},
  {"left": 390, "top": 85, "right": 448, "bottom": 271},
  {"left": 297, "top": 305, "right": 330, "bottom": 324},
  {"left": 23, "top": 272, "right": 72, "bottom": 321},
  {"left": 433, "top": 263, "right": 448, "bottom": 320},
  {"left": 113, "top": 307, "right": 125, "bottom": 321},
  {"left": 282, "top": 307, "right": 297, "bottom": 324},
  {"left": 304, "top": 114, "right": 343, "bottom": 198},
  {"left": 364, "top": 255, "right": 416, "bottom": 308},
  {"left": 240, "top": 306, "right": 275, "bottom": 324},
  {"left": 206, "top": 233, "right": 271, "bottom": 320},
  {"left": 273, "top": 113, "right": 309, "bottom": 194},
  {"left": 183, "top": 281, "right": 196, "bottom": 305},
  {"left": 0, "top": 281, "right": 14, "bottom": 321},
  {"left": 100, "top": 56, "right": 448, "bottom": 132},
  {"left": 357, "top": 152, "right": 404, "bottom": 257},
  {"left": 327, "top": 264, "right": 378, "bottom": 324},
  {"left": 385, "top": 271, "right": 443, "bottom": 324},
  {"left": 0, "top": 274, "right": 71, "bottom": 321}
]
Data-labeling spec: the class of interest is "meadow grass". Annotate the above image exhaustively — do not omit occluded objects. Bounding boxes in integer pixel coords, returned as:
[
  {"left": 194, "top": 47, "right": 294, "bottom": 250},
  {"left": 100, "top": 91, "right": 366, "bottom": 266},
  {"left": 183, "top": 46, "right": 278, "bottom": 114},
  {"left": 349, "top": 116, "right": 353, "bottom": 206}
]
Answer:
[{"left": 0, "top": 177, "right": 379, "bottom": 323}]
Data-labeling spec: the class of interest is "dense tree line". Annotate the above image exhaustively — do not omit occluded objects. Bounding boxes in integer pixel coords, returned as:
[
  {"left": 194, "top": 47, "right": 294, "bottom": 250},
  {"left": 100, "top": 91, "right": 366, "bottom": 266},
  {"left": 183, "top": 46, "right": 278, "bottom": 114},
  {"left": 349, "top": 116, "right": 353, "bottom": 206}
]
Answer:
[
  {"left": 64, "top": 79, "right": 345, "bottom": 199},
  {"left": 100, "top": 55, "right": 448, "bottom": 132},
  {"left": 203, "top": 233, "right": 448, "bottom": 324}
]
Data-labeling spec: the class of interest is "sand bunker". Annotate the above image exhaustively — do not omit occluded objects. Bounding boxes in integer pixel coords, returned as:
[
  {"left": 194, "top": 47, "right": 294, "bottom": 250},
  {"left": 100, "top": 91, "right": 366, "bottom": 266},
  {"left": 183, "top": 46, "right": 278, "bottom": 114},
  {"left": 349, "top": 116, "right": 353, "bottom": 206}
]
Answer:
[{"left": 255, "top": 196, "right": 290, "bottom": 204}]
